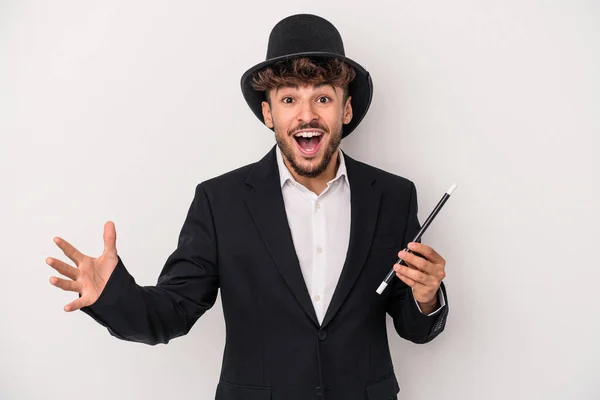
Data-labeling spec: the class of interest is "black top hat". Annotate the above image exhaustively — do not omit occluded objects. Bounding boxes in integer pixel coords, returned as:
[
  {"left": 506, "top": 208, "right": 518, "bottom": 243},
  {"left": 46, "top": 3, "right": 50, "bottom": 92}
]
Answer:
[{"left": 240, "top": 14, "right": 373, "bottom": 138}]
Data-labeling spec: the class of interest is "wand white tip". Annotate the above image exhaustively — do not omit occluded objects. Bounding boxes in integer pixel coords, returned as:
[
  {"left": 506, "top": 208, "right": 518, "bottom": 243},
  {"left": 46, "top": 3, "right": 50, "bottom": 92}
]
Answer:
[
  {"left": 376, "top": 282, "right": 388, "bottom": 295},
  {"left": 447, "top": 183, "right": 458, "bottom": 195}
]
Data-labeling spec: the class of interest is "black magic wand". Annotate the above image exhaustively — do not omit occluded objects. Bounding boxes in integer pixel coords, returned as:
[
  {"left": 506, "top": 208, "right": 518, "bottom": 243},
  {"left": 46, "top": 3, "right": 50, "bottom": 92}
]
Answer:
[{"left": 376, "top": 183, "right": 458, "bottom": 295}]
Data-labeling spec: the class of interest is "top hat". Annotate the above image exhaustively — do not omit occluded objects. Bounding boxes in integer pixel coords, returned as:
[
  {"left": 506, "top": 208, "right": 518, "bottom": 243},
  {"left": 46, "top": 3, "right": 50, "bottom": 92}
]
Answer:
[{"left": 240, "top": 14, "right": 373, "bottom": 138}]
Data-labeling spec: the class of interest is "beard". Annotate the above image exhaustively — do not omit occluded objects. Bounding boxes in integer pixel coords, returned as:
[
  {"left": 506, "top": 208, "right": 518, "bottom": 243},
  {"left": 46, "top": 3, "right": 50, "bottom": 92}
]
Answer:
[{"left": 275, "top": 119, "right": 342, "bottom": 178}]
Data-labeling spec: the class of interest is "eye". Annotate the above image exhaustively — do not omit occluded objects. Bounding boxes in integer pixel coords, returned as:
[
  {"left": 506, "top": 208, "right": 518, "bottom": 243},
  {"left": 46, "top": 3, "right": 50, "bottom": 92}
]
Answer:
[
  {"left": 282, "top": 97, "right": 294, "bottom": 104},
  {"left": 317, "top": 96, "right": 331, "bottom": 103}
]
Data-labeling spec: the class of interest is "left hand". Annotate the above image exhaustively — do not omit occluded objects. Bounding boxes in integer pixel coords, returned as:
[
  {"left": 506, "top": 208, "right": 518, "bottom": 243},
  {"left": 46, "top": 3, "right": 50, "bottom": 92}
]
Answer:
[{"left": 393, "top": 242, "right": 446, "bottom": 304}]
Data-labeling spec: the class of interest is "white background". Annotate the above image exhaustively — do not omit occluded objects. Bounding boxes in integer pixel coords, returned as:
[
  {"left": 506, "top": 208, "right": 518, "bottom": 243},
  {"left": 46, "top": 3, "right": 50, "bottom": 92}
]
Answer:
[{"left": 1, "top": 1, "right": 598, "bottom": 399}]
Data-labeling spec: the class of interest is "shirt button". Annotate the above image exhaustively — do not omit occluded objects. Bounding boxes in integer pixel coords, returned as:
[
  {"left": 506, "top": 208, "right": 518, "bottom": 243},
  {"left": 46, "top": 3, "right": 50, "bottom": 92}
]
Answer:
[
  {"left": 315, "top": 203, "right": 321, "bottom": 210},
  {"left": 314, "top": 386, "right": 323, "bottom": 396},
  {"left": 314, "top": 295, "right": 321, "bottom": 302},
  {"left": 316, "top": 246, "right": 322, "bottom": 254}
]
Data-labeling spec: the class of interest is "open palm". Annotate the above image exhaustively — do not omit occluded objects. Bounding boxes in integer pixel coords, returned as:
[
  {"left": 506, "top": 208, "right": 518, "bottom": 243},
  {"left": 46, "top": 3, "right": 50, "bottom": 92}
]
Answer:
[{"left": 46, "top": 221, "right": 119, "bottom": 312}]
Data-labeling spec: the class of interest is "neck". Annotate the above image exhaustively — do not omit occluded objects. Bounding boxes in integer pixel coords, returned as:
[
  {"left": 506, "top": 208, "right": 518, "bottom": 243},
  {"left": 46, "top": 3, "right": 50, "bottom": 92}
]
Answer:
[{"left": 284, "top": 151, "right": 340, "bottom": 196}]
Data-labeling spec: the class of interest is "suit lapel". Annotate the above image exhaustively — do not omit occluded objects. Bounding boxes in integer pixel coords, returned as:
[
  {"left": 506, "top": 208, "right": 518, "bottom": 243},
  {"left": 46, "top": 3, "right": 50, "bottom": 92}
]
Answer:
[
  {"left": 321, "top": 151, "right": 381, "bottom": 328},
  {"left": 243, "top": 146, "right": 320, "bottom": 327}
]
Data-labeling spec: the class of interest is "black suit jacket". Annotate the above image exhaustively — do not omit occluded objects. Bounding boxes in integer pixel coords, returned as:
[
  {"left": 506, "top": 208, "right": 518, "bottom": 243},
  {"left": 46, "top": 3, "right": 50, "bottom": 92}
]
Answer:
[{"left": 81, "top": 146, "right": 448, "bottom": 400}]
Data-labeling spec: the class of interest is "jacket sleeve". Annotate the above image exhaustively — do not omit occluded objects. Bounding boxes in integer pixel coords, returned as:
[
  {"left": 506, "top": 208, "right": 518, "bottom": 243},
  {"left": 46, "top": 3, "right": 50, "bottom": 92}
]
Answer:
[
  {"left": 80, "top": 183, "right": 220, "bottom": 345},
  {"left": 385, "top": 181, "right": 449, "bottom": 344}
]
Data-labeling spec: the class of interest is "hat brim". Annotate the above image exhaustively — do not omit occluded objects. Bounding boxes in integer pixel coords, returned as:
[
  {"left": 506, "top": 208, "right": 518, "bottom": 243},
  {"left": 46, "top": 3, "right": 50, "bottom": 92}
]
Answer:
[{"left": 240, "top": 52, "right": 373, "bottom": 138}]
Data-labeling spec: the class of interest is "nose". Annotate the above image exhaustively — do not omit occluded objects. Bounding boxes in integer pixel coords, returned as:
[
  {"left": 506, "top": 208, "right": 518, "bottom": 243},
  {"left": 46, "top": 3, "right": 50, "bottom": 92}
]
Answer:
[{"left": 296, "top": 99, "right": 318, "bottom": 124}]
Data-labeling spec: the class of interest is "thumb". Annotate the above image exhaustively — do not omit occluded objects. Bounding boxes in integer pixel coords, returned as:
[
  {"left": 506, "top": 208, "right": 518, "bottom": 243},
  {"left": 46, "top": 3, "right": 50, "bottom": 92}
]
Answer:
[{"left": 103, "top": 220, "right": 117, "bottom": 255}]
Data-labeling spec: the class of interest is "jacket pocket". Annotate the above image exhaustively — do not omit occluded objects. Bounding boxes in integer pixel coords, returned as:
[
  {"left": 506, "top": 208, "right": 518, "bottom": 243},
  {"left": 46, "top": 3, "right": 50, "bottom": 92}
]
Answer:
[
  {"left": 216, "top": 381, "right": 271, "bottom": 400},
  {"left": 370, "top": 234, "right": 398, "bottom": 250},
  {"left": 366, "top": 373, "right": 400, "bottom": 400}
]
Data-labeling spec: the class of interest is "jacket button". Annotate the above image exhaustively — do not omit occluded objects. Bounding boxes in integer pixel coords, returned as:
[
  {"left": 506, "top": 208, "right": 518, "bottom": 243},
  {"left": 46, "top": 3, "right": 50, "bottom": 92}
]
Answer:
[
  {"left": 318, "top": 330, "right": 327, "bottom": 340},
  {"left": 314, "top": 386, "right": 323, "bottom": 396}
]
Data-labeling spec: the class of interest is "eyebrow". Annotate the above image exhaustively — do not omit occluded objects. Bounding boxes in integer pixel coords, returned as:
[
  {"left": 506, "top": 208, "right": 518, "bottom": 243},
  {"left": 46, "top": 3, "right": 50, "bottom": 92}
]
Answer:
[{"left": 276, "top": 82, "right": 335, "bottom": 95}]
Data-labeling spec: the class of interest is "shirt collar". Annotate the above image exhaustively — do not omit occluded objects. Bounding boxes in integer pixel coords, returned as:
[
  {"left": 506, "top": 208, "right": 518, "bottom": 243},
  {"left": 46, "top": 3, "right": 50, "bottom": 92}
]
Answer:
[{"left": 276, "top": 145, "right": 349, "bottom": 189}]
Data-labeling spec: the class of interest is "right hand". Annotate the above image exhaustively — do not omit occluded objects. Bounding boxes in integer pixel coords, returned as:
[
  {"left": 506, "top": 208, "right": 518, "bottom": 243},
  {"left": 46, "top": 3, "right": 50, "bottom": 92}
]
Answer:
[{"left": 46, "top": 221, "right": 119, "bottom": 312}]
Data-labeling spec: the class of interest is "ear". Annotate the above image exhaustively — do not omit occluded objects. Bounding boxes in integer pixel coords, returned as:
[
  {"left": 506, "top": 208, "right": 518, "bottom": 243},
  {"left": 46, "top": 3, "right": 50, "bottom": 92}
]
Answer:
[
  {"left": 261, "top": 100, "right": 274, "bottom": 129},
  {"left": 343, "top": 95, "right": 353, "bottom": 125}
]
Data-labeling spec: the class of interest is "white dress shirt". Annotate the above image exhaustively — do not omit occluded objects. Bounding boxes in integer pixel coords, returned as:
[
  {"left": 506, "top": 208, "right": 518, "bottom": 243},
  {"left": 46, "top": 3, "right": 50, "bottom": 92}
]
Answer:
[{"left": 276, "top": 147, "right": 444, "bottom": 325}]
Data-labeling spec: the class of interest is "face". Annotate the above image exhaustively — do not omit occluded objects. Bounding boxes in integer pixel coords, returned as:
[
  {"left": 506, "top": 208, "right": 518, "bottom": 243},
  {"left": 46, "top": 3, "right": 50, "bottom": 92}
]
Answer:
[{"left": 261, "top": 83, "right": 353, "bottom": 178}]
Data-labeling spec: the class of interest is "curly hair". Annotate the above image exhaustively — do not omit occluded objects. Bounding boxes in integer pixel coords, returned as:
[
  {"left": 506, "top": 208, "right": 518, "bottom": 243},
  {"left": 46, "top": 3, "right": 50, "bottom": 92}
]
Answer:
[{"left": 250, "top": 57, "right": 356, "bottom": 104}]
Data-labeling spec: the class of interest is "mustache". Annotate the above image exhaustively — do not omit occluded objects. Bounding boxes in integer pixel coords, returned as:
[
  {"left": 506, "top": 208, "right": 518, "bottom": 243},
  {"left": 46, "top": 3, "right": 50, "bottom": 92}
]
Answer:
[{"left": 290, "top": 120, "right": 328, "bottom": 135}]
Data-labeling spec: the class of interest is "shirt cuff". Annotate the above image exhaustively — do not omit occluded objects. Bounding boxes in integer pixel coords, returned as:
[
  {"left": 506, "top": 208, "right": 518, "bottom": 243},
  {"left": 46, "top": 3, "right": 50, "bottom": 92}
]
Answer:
[{"left": 413, "top": 288, "right": 446, "bottom": 316}]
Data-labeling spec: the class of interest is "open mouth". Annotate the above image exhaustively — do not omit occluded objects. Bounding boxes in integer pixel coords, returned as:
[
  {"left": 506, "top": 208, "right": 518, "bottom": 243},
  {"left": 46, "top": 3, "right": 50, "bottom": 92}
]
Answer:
[{"left": 293, "top": 130, "right": 324, "bottom": 157}]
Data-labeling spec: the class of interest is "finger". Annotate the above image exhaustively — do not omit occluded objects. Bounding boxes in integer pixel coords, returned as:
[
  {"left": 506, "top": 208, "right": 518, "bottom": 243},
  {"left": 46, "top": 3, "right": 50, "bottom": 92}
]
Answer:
[
  {"left": 103, "top": 221, "right": 117, "bottom": 256},
  {"left": 398, "top": 250, "right": 434, "bottom": 274},
  {"left": 396, "top": 271, "right": 418, "bottom": 288},
  {"left": 49, "top": 276, "right": 81, "bottom": 293},
  {"left": 395, "top": 263, "right": 430, "bottom": 285},
  {"left": 46, "top": 257, "right": 78, "bottom": 280},
  {"left": 64, "top": 296, "right": 90, "bottom": 312},
  {"left": 401, "top": 249, "right": 446, "bottom": 281},
  {"left": 407, "top": 242, "right": 445, "bottom": 265},
  {"left": 53, "top": 237, "right": 84, "bottom": 266}
]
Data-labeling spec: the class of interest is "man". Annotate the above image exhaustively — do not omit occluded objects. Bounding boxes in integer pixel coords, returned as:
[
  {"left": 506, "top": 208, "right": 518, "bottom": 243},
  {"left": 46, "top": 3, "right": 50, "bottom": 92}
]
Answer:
[{"left": 46, "top": 14, "right": 448, "bottom": 400}]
